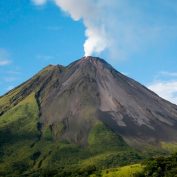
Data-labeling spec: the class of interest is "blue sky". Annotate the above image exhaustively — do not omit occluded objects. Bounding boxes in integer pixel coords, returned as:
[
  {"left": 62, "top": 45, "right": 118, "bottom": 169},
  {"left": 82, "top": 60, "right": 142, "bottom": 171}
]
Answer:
[{"left": 1, "top": 0, "right": 177, "bottom": 104}]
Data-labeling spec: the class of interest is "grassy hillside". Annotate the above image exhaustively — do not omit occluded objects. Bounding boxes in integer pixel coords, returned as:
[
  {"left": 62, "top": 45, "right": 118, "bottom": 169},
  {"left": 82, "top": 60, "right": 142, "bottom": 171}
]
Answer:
[
  {"left": 0, "top": 92, "right": 177, "bottom": 177},
  {"left": 0, "top": 93, "right": 40, "bottom": 176},
  {"left": 0, "top": 92, "right": 142, "bottom": 176},
  {"left": 91, "top": 164, "right": 144, "bottom": 177}
]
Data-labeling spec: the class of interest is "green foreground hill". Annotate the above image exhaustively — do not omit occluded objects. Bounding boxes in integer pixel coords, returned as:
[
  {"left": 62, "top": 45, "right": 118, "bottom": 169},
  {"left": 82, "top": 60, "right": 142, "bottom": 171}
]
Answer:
[{"left": 0, "top": 93, "right": 142, "bottom": 176}]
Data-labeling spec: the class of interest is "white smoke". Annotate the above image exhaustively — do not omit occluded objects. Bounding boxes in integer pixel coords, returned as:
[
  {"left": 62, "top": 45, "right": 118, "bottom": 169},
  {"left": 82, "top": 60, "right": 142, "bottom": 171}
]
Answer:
[
  {"left": 32, "top": 0, "right": 116, "bottom": 56},
  {"left": 32, "top": 0, "right": 177, "bottom": 59},
  {"left": 52, "top": 0, "right": 112, "bottom": 56}
]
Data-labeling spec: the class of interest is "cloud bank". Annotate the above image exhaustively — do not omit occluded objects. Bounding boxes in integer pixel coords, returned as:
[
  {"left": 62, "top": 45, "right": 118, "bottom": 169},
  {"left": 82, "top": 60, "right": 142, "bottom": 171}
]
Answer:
[
  {"left": 148, "top": 72, "right": 177, "bottom": 105},
  {"left": 32, "top": 0, "right": 177, "bottom": 59},
  {"left": 0, "top": 49, "right": 11, "bottom": 66},
  {"left": 149, "top": 81, "right": 177, "bottom": 105}
]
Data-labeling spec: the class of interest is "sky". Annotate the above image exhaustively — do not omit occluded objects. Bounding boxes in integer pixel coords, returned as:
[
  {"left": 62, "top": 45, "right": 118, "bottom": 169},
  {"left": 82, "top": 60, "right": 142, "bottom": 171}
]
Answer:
[{"left": 0, "top": 0, "right": 177, "bottom": 104}]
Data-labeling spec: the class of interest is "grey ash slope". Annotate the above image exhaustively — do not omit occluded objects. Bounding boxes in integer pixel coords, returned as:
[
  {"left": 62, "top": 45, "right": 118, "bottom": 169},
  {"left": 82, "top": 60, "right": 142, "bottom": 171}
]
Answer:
[
  {"left": 2, "top": 56, "right": 177, "bottom": 148},
  {"left": 36, "top": 56, "right": 177, "bottom": 148}
]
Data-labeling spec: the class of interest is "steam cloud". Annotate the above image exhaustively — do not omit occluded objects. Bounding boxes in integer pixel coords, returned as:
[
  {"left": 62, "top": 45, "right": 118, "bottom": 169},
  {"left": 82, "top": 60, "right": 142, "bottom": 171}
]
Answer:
[
  {"left": 32, "top": 0, "right": 177, "bottom": 59},
  {"left": 54, "top": 0, "right": 110, "bottom": 56},
  {"left": 33, "top": 0, "right": 113, "bottom": 56}
]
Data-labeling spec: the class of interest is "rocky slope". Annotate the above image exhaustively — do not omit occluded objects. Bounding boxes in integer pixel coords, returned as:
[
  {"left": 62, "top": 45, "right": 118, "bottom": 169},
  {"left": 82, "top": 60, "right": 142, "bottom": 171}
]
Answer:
[{"left": 1, "top": 56, "right": 177, "bottom": 149}]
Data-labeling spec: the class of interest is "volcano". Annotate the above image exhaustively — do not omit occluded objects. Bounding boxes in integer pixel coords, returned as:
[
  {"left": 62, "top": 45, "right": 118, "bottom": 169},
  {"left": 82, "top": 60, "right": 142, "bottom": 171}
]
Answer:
[{"left": 1, "top": 56, "right": 177, "bottom": 176}]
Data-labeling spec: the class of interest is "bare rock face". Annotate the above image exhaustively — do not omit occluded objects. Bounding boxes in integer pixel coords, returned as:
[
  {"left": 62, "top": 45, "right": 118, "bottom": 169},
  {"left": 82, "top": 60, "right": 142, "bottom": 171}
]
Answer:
[{"left": 1, "top": 56, "right": 177, "bottom": 148}]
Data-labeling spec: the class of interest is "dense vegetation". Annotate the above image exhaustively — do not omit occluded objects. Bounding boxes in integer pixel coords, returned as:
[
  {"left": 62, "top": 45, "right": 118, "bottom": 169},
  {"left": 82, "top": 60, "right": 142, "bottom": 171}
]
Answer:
[
  {"left": 0, "top": 93, "right": 142, "bottom": 176},
  {"left": 137, "top": 153, "right": 177, "bottom": 177}
]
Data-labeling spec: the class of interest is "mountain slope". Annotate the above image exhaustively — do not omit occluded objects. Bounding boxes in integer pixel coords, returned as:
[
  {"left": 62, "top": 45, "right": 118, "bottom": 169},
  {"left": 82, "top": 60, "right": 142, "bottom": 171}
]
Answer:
[
  {"left": 1, "top": 57, "right": 177, "bottom": 147},
  {"left": 0, "top": 56, "right": 177, "bottom": 176}
]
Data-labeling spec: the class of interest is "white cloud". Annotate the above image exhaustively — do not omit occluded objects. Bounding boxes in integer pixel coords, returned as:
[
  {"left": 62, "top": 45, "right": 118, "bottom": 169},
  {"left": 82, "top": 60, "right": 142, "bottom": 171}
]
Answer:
[
  {"left": 32, "top": 0, "right": 177, "bottom": 60},
  {"left": 0, "top": 49, "right": 12, "bottom": 66},
  {"left": 6, "top": 70, "right": 20, "bottom": 75},
  {"left": 159, "top": 71, "right": 177, "bottom": 77},
  {"left": 0, "top": 60, "right": 11, "bottom": 66},
  {"left": 32, "top": 0, "right": 47, "bottom": 5},
  {"left": 148, "top": 81, "right": 177, "bottom": 105},
  {"left": 51, "top": 0, "right": 111, "bottom": 57},
  {"left": 148, "top": 71, "right": 177, "bottom": 105}
]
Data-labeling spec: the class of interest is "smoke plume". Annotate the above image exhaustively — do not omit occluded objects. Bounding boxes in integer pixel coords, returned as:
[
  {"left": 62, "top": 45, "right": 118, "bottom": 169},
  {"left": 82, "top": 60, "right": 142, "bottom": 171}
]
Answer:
[
  {"left": 50, "top": 0, "right": 113, "bottom": 56},
  {"left": 32, "top": 0, "right": 120, "bottom": 57},
  {"left": 32, "top": 0, "right": 177, "bottom": 59}
]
